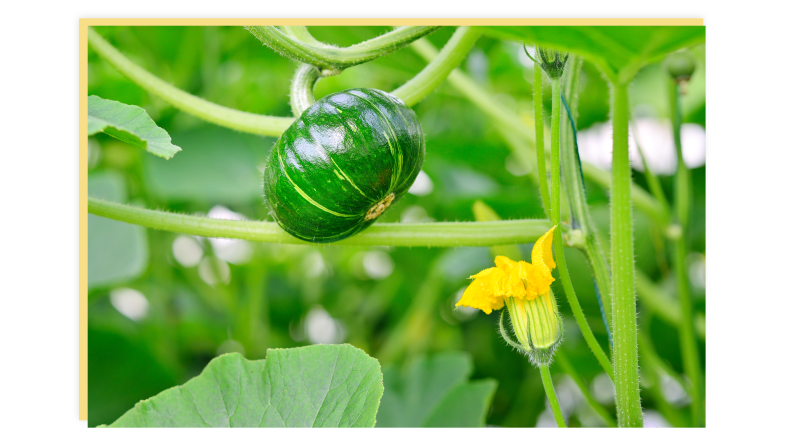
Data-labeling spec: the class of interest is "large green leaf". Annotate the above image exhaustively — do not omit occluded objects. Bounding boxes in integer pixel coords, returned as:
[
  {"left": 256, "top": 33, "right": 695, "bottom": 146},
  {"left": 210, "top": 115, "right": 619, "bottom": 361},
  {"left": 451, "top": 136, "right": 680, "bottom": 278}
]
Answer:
[
  {"left": 478, "top": 26, "right": 705, "bottom": 83},
  {"left": 376, "top": 352, "right": 497, "bottom": 427},
  {"left": 88, "top": 171, "right": 148, "bottom": 290},
  {"left": 88, "top": 95, "right": 181, "bottom": 159},
  {"left": 105, "top": 344, "right": 384, "bottom": 427}
]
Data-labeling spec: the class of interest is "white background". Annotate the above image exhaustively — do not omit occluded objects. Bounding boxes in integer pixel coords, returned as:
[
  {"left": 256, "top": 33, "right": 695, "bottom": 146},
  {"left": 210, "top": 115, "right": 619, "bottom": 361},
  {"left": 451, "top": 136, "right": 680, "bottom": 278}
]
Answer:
[{"left": 1, "top": 0, "right": 789, "bottom": 442}]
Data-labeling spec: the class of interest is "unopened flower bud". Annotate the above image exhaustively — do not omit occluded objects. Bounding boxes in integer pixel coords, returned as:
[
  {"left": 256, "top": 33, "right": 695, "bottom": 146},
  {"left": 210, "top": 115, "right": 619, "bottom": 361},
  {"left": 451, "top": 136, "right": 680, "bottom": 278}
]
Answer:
[
  {"left": 505, "top": 288, "right": 563, "bottom": 366},
  {"left": 537, "top": 47, "right": 569, "bottom": 80},
  {"left": 665, "top": 51, "right": 697, "bottom": 94}
]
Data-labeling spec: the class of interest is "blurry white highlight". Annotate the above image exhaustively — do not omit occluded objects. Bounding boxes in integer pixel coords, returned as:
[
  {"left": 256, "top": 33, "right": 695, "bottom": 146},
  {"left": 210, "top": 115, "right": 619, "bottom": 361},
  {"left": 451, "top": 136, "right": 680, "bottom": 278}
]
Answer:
[
  {"left": 591, "top": 372, "right": 616, "bottom": 404},
  {"left": 172, "top": 235, "right": 203, "bottom": 267},
  {"left": 302, "top": 251, "right": 329, "bottom": 279},
  {"left": 577, "top": 118, "right": 705, "bottom": 174},
  {"left": 408, "top": 170, "right": 434, "bottom": 196},
  {"left": 305, "top": 306, "right": 346, "bottom": 345},
  {"left": 661, "top": 374, "right": 690, "bottom": 406},
  {"left": 110, "top": 288, "right": 149, "bottom": 322},
  {"left": 643, "top": 410, "right": 671, "bottom": 428},
  {"left": 362, "top": 250, "right": 394, "bottom": 280},
  {"left": 207, "top": 205, "right": 252, "bottom": 265},
  {"left": 198, "top": 257, "right": 231, "bottom": 286}
]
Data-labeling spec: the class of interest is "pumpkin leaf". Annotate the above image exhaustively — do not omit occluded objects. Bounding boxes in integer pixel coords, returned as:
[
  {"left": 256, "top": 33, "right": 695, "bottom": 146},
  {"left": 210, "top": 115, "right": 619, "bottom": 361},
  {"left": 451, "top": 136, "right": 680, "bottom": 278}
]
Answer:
[
  {"left": 104, "top": 344, "right": 384, "bottom": 427},
  {"left": 477, "top": 26, "right": 705, "bottom": 83},
  {"left": 376, "top": 352, "right": 497, "bottom": 427},
  {"left": 88, "top": 95, "right": 181, "bottom": 159}
]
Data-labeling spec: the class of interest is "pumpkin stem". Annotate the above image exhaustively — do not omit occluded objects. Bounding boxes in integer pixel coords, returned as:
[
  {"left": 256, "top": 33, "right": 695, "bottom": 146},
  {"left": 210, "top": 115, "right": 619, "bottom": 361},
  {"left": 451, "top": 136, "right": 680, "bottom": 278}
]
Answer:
[
  {"left": 290, "top": 64, "right": 321, "bottom": 117},
  {"left": 365, "top": 193, "right": 395, "bottom": 221}
]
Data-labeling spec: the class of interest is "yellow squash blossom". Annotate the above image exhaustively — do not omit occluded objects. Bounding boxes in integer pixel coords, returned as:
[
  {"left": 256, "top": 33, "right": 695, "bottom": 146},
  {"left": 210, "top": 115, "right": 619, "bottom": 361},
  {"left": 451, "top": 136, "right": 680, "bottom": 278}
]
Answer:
[{"left": 457, "top": 226, "right": 563, "bottom": 365}]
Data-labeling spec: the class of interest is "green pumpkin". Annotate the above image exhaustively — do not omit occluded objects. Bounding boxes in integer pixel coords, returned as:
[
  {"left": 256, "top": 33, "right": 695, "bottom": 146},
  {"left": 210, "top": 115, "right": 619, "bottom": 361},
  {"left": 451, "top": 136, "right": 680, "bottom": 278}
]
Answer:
[{"left": 263, "top": 88, "right": 425, "bottom": 242}]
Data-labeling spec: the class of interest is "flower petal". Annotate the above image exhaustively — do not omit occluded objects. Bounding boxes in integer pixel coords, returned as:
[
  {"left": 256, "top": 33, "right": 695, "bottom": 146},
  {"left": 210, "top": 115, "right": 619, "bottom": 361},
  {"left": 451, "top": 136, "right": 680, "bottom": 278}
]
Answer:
[
  {"left": 494, "top": 256, "right": 526, "bottom": 298},
  {"left": 518, "top": 260, "right": 554, "bottom": 298},
  {"left": 457, "top": 268, "right": 507, "bottom": 314},
  {"left": 532, "top": 225, "right": 557, "bottom": 276}
]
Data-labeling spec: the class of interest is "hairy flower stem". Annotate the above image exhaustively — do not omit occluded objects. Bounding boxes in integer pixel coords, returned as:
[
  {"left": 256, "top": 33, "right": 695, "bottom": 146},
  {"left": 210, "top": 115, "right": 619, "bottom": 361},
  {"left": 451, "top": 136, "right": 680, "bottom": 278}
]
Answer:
[
  {"left": 610, "top": 81, "right": 643, "bottom": 427},
  {"left": 550, "top": 78, "right": 614, "bottom": 381},
  {"left": 533, "top": 64, "right": 551, "bottom": 220},
  {"left": 669, "top": 79, "right": 704, "bottom": 426},
  {"left": 539, "top": 364, "right": 567, "bottom": 427}
]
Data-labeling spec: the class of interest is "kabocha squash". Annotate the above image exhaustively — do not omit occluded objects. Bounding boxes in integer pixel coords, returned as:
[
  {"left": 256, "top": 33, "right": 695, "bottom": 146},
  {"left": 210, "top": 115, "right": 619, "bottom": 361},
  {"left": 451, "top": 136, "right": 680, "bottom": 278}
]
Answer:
[{"left": 263, "top": 88, "right": 425, "bottom": 242}]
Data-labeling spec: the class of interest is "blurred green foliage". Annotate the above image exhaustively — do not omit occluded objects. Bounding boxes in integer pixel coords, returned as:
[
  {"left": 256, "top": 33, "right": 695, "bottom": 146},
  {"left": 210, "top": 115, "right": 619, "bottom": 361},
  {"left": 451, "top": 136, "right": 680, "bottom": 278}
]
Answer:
[{"left": 87, "top": 26, "right": 705, "bottom": 427}]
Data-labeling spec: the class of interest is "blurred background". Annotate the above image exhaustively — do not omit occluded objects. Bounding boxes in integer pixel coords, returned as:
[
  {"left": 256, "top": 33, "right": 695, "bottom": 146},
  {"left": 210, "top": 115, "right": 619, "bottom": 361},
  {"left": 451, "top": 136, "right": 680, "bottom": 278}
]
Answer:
[{"left": 87, "top": 26, "right": 705, "bottom": 427}]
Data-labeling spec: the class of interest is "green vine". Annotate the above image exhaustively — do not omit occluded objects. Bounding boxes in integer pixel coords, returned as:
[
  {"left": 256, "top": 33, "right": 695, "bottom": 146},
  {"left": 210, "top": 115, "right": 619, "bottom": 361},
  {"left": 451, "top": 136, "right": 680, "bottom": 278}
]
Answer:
[
  {"left": 549, "top": 76, "right": 614, "bottom": 381},
  {"left": 87, "top": 28, "right": 294, "bottom": 137},
  {"left": 610, "top": 81, "right": 643, "bottom": 427},
  {"left": 245, "top": 26, "right": 440, "bottom": 70},
  {"left": 391, "top": 27, "right": 481, "bottom": 107},
  {"left": 559, "top": 55, "right": 614, "bottom": 333},
  {"left": 88, "top": 197, "right": 552, "bottom": 247},
  {"left": 289, "top": 64, "right": 322, "bottom": 117}
]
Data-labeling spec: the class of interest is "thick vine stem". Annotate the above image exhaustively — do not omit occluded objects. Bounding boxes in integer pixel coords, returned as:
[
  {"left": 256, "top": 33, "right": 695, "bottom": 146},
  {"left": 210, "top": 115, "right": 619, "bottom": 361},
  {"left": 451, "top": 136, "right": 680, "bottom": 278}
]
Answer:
[
  {"left": 87, "top": 28, "right": 294, "bottom": 136},
  {"left": 88, "top": 197, "right": 552, "bottom": 247},
  {"left": 391, "top": 27, "right": 481, "bottom": 107},
  {"left": 246, "top": 25, "right": 440, "bottom": 70},
  {"left": 539, "top": 364, "right": 567, "bottom": 428},
  {"left": 610, "top": 81, "right": 643, "bottom": 427},
  {"left": 279, "top": 26, "right": 325, "bottom": 47},
  {"left": 290, "top": 64, "right": 322, "bottom": 117},
  {"left": 549, "top": 78, "right": 614, "bottom": 382}
]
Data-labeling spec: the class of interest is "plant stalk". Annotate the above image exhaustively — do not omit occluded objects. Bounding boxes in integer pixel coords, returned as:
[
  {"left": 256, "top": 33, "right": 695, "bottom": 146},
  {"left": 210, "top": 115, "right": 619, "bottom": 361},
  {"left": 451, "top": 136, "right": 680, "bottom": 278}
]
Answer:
[
  {"left": 279, "top": 26, "right": 325, "bottom": 46},
  {"left": 533, "top": 63, "right": 551, "bottom": 220},
  {"left": 669, "top": 79, "right": 704, "bottom": 426},
  {"left": 550, "top": 78, "right": 614, "bottom": 381},
  {"left": 88, "top": 197, "right": 552, "bottom": 247},
  {"left": 391, "top": 26, "right": 481, "bottom": 107},
  {"left": 559, "top": 56, "right": 613, "bottom": 336},
  {"left": 610, "top": 81, "right": 643, "bottom": 427},
  {"left": 290, "top": 64, "right": 321, "bottom": 117},
  {"left": 246, "top": 26, "right": 439, "bottom": 70},
  {"left": 539, "top": 364, "right": 567, "bottom": 428}
]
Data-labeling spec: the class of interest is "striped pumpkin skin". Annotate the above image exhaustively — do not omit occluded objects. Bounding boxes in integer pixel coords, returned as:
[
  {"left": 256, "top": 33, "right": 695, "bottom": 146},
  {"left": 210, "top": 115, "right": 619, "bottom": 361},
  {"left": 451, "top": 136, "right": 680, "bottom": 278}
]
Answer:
[{"left": 264, "top": 88, "right": 425, "bottom": 242}]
